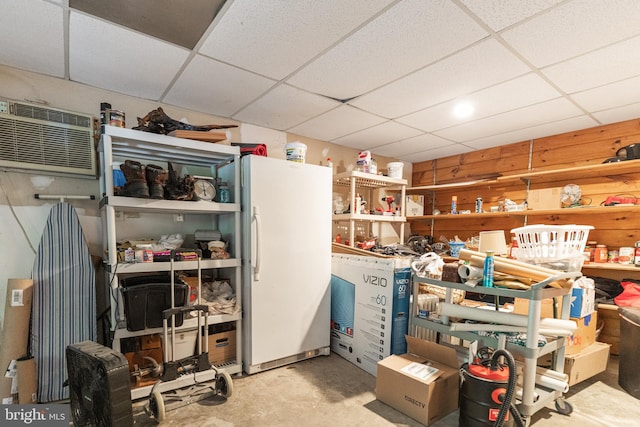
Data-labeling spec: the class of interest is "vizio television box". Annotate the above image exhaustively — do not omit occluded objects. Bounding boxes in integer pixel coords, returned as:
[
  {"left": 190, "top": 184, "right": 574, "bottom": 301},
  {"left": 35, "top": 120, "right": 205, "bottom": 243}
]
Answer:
[{"left": 330, "top": 254, "right": 411, "bottom": 376}]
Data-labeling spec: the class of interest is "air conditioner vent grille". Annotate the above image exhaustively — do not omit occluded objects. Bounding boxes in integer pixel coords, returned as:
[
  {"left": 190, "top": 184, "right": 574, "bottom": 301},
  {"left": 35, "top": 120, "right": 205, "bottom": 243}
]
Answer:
[
  {"left": 13, "top": 102, "right": 92, "bottom": 128},
  {"left": 0, "top": 114, "right": 96, "bottom": 176}
]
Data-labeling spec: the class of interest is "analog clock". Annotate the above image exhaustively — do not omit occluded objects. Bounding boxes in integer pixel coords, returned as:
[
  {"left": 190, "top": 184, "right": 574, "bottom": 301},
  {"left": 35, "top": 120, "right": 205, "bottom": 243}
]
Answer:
[{"left": 194, "top": 179, "right": 216, "bottom": 201}]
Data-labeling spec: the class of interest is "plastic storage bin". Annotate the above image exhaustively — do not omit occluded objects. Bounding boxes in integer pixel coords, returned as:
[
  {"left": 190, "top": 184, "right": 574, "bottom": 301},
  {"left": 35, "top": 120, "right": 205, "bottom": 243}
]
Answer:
[{"left": 120, "top": 275, "right": 189, "bottom": 331}]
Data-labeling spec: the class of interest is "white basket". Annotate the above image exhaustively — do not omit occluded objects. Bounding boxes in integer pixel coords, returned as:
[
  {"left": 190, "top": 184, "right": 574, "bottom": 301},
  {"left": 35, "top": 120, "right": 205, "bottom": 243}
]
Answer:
[{"left": 511, "top": 224, "right": 593, "bottom": 263}]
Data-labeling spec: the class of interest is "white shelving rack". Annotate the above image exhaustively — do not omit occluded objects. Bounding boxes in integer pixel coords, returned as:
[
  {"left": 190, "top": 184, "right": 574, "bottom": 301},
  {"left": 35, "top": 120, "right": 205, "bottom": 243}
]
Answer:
[
  {"left": 98, "top": 125, "right": 243, "bottom": 400},
  {"left": 333, "top": 171, "right": 407, "bottom": 246}
]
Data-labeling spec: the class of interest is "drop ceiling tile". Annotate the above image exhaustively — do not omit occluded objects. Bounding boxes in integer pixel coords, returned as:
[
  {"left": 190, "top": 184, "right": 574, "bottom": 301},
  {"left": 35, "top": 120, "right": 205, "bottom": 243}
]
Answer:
[
  {"left": 350, "top": 39, "right": 530, "bottom": 118},
  {"left": 592, "top": 102, "right": 640, "bottom": 125},
  {"left": 502, "top": 0, "right": 640, "bottom": 67},
  {"left": 288, "top": 105, "right": 386, "bottom": 142},
  {"left": 434, "top": 98, "right": 583, "bottom": 142},
  {"left": 165, "top": 55, "right": 276, "bottom": 118},
  {"left": 288, "top": 0, "right": 488, "bottom": 100},
  {"left": 232, "top": 84, "right": 339, "bottom": 131},
  {"left": 542, "top": 36, "right": 640, "bottom": 94},
  {"left": 200, "top": 0, "right": 394, "bottom": 80},
  {"left": 399, "top": 144, "right": 473, "bottom": 163},
  {"left": 371, "top": 133, "right": 452, "bottom": 158},
  {"left": 331, "top": 121, "right": 423, "bottom": 150},
  {"left": 460, "top": 0, "right": 564, "bottom": 31},
  {"left": 570, "top": 76, "right": 640, "bottom": 112},
  {"left": 398, "top": 73, "right": 561, "bottom": 132},
  {"left": 0, "top": 0, "right": 65, "bottom": 77},
  {"left": 69, "top": 12, "right": 189, "bottom": 100},
  {"left": 464, "top": 115, "right": 598, "bottom": 150}
]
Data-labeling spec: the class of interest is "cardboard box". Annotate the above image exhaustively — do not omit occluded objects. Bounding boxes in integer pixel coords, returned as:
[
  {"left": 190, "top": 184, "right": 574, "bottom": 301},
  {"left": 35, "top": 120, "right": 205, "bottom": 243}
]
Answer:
[
  {"left": 331, "top": 254, "right": 411, "bottom": 376},
  {"left": 570, "top": 286, "right": 595, "bottom": 318},
  {"left": 405, "top": 195, "right": 425, "bottom": 217},
  {"left": 207, "top": 327, "right": 237, "bottom": 366},
  {"left": 564, "top": 342, "right": 610, "bottom": 386},
  {"left": 512, "top": 297, "right": 561, "bottom": 318},
  {"left": 527, "top": 187, "right": 563, "bottom": 210},
  {"left": 511, "top": 302, "right": 596, "bottom": 355},
  {"left": 376, "top": 336, "right": 459, "bottom": 426},
  {"left": 565, "top": 311, "right": 597, "bottom": 355}
]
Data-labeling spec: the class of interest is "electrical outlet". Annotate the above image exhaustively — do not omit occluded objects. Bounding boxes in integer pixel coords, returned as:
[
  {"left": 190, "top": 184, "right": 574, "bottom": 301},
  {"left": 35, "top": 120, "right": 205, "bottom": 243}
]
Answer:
[
  {"left": 174, "top": 213, "right": 184, "bottom": 222},
  {"left": 0, "top": 101, "right": 8, "bottom": 114}
]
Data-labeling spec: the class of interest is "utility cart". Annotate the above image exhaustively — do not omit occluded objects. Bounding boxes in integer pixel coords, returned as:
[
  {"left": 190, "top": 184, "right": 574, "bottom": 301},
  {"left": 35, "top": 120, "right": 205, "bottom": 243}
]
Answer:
[{"left": 410, "top": 271, "right": 581, "bottom": 426}]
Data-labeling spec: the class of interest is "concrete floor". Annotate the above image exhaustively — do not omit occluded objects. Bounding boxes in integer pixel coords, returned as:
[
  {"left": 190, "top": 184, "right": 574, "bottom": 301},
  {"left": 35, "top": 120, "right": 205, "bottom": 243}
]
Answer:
[{"left": 131, "top": 352, "right": 639, "bottom": 427}]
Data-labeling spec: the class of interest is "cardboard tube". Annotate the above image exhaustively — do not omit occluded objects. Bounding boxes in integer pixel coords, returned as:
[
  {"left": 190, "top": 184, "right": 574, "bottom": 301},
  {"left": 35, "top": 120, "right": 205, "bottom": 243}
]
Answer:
[
  {"left": 536, "top": 373, "right": 569, "bottom": 392},
  {"left": 460, "top": 248, "right": 560, "bottom": 275},
  {"left": 438, "top": 303, "right": 577, "bottom": 332},
  {"left": 536, "top": 366, "right": 569, "bottom": 383}
]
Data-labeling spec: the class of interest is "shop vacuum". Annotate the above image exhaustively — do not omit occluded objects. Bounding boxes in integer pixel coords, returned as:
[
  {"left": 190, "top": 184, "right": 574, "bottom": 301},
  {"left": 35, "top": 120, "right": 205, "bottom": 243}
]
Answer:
[{"left": 459, "top": 348, "right": 525, "bottom": 427}]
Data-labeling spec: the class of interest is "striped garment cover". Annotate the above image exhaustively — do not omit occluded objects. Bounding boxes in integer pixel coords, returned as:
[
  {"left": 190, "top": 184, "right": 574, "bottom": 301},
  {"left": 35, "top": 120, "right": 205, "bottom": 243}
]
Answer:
[{"left": 31, "top": 202, "right": 97, "bottom": 403}]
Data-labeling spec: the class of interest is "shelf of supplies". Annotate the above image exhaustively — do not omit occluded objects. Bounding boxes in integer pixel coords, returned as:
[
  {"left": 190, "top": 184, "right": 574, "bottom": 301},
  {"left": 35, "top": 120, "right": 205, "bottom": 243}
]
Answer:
[
  {"left": 504, "top": 158, "right": 640, "bottom": 184},
  {"left": 333, "top": 213, "right": 406, "bottom": 222},
  {"left": 114, "top": 312, "right": 242, "bottom": 340},
  {"left": 406, "top": 159, "right": 640, "bottom": 192},
  {"left": 582, "top": 262, "right": 640, "bottom": 272},
  {"left": 107, "top": 258, "right": 241, "bottom": 274},
  {"left": 334, "top": 170, "right": 407, "bottom": 188},
  {"left": 407, "top": 204, "right": 640, "bottom": 221},
  {"left": 100, "top": 125, "right": 237, "bottom": 167},
  {"left": 101, "top": 195, "right": 240, "bottom": 213}
]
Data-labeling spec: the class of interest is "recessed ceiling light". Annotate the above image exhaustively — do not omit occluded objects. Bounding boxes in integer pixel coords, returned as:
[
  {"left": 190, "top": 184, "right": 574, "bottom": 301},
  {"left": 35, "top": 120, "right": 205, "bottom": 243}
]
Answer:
[{"left": 453, "top": 101, "right": 474, "bottom": 119}]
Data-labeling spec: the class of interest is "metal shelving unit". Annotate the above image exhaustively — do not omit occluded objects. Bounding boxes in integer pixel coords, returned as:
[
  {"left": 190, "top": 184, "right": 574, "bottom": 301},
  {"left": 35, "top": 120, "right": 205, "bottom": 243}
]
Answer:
[
  {"left": 410, "top": 272, "right": 581, "bottom": 423},
  {"left": 98, "top": 125, "right": 243, "bottom": 400}
]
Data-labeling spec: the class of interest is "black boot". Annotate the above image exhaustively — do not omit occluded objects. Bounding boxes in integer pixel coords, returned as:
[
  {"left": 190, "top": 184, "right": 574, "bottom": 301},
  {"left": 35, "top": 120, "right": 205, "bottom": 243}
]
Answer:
[
  {"left": 146, "top": 164, "right": 168, "bottom": 199},
  {"left": 120, "top": 160, "right": 149, "bottom": 198}
]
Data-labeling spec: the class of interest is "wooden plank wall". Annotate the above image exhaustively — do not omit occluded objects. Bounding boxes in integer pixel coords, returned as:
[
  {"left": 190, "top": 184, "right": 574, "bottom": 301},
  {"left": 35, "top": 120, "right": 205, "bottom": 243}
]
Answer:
[{"left": 409, "top": 118, "right": 640, "bottom": 255}]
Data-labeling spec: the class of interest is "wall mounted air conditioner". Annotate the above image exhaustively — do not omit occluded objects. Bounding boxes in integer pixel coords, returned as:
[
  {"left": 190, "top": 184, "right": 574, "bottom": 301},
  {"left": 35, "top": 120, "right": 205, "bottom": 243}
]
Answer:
[{"left": 0, "top": 98, "right": 97, "bottom": 177}]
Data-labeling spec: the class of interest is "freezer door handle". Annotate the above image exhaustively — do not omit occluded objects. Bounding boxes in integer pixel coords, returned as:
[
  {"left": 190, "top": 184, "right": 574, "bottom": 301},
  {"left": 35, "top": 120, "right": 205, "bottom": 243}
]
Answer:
[{"left": 252, "top": 205, "right": 261, "bottom": 281}]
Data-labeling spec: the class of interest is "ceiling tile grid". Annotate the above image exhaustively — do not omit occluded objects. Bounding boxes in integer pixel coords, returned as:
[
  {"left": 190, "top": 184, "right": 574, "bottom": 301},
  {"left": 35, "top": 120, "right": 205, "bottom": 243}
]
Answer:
[{"left": 1, "top": 0, "right": 640, "bottom": 162}]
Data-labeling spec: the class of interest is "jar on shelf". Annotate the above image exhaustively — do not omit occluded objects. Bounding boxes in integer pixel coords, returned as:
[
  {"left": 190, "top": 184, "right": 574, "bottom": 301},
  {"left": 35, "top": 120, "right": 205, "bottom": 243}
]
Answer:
[{"left": 594, "top": 245, "right": 608, "bottom": 263}]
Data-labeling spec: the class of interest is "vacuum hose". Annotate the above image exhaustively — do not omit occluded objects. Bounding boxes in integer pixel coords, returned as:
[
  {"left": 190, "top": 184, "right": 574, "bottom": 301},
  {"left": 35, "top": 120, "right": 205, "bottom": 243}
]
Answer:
[{"left": 490, "top": 349, "right": 525, "bottom": 427}]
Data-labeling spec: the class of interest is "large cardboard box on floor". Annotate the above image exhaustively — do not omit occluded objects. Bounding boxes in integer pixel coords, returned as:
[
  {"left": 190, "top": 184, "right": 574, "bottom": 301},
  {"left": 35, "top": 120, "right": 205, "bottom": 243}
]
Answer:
[
  {"left": 376, "top": 336, "right": 459, "bottom": 426},
  {"left": 564, "top": 341, "right": 610, "bottom": 386},
  {"left": 330, "top": 254, "right": 411, "bottom": 376}
]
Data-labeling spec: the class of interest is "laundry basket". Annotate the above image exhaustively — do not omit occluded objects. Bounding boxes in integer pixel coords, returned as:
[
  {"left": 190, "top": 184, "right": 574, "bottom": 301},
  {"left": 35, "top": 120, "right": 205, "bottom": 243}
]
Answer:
[{"left": 511, "top": 224, "right": 593, "bottom": 269}]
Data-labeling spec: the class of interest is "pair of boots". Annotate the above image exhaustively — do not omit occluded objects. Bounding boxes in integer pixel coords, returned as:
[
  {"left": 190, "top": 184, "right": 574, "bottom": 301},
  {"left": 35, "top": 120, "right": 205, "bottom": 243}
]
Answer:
[{"left": 119, "top": 160, "right": 167, "bottom": 199}]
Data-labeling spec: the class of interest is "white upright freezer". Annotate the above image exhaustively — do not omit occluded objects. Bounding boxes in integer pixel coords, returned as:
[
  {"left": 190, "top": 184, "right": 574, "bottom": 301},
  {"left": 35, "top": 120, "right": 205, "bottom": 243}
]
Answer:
[{"left": 241, "top": 155, "right": 332, "bottom": 374}]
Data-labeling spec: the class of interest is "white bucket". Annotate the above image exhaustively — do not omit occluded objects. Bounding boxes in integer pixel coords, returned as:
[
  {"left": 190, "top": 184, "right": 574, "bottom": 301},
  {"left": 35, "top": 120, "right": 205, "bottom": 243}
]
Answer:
[
  {"left": 387, "top": 162, "right": 404, "bottom": 178},
  {"left": 285, "top": 142, "right": 307, "bottom": 163}
]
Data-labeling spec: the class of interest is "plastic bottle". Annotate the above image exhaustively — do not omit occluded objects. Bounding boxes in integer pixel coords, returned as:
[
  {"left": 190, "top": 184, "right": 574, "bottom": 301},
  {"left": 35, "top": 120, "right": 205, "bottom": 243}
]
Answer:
[
  {"left": 124, "top": 247, "right": 135, "bottom": 263},
  {"left": 451, "top": 196, "right": 458, "bottom": 215},
  {"left": 482, "top": 250, "right": 494, "bottom": 287},
  {"left": 355, "top": 193, "right": 362, "bottom": 214},
  {"left": 326, "top": 157, "right": 333, "bottom": 170}
]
